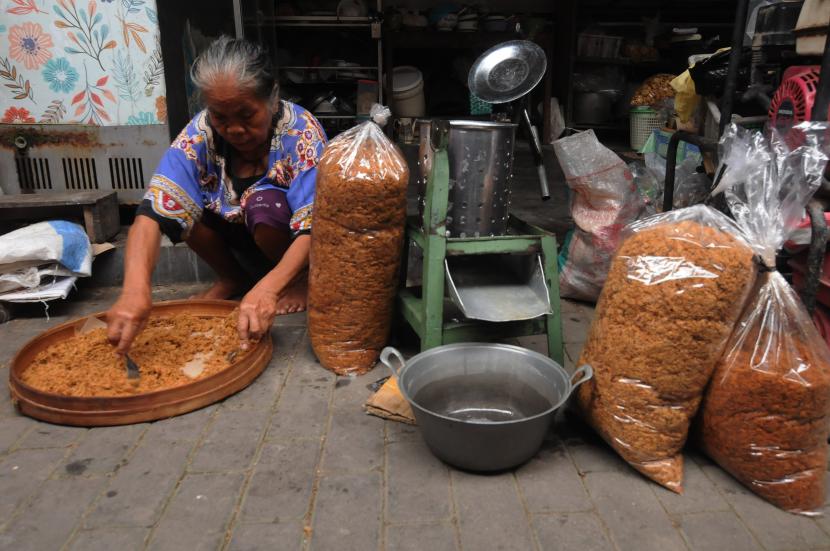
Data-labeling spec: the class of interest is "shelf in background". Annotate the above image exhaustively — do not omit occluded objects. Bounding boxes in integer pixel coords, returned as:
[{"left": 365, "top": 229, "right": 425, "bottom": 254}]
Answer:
[
  {"left": 596, "top": 21, "right": 734, "bottom": 28},
  {"left": 283, "top": 80, "right": 376, "bottom": 86},
  {"left": 282, "top": 66, "right": 379, "bottom": 71},
  {"left": 245, "top": 15, "right": 378, "bottom": 27},
  {"left": 385, "top": 30, "right": 524, "bottom": 49},
  {"left": 571, "top": 122, "right": 628, "bottom": 131},
  {"left": 576, "top": 56, "right": 631, "bottom": 65},
  {"left": 575, "top": 57, "right": 665, "bottom": 67}
]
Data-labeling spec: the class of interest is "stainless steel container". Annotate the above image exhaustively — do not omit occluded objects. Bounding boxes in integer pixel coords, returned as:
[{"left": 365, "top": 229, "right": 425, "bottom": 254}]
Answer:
[
  {"left": 417, "top": 120, "right": 518, "bottom": 237},
  {"left": 380, "top": 344, "right": 593, "bottom": 472}
]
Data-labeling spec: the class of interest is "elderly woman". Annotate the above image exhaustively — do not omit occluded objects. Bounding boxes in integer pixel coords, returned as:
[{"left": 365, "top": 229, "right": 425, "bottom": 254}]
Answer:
[{"left": 107, "top": 37, "right": 326, "bottom": 353}]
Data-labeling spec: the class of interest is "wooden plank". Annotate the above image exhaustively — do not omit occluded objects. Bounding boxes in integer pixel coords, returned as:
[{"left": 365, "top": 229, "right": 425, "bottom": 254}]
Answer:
[
  {"left": 0, "top": 191, "right": 116, "bottom": 208},
  {"left": 93, "top": 193, "right": 120, "bottom": 242},
  {"left": 0, "top": 191, "right": 119, "bottom": 243}
]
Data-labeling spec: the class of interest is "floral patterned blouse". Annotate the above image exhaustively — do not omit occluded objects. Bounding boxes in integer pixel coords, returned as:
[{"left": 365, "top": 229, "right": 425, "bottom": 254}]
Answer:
[{"left": 137, "top": 100, "right": 326, "bottom": 242}]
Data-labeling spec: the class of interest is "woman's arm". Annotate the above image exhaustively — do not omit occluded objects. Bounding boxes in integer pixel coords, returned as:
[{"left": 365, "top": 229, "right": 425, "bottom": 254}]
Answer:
[
  {"left": 237, "top": 234, "right": 310, "bottom": 346},
  {"left": 106, "top": 215, "right": 162, "bottom": 353}
]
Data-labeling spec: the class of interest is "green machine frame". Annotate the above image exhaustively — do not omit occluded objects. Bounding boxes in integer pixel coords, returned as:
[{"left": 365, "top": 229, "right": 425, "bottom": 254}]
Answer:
[{"left": 397, "top": 123, "right": 564, "bottom": 365}]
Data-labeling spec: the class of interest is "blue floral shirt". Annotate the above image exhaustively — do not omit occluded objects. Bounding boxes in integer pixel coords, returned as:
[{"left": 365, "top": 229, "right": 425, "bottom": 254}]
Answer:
[{"left": 139, "top": 100, "right": 326, "bottom": 242}]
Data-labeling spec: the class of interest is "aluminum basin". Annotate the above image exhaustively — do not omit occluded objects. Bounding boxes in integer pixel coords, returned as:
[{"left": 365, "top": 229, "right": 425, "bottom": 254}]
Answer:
[{"left": 380, "top": 343, "right": 592, "bottom": 472}]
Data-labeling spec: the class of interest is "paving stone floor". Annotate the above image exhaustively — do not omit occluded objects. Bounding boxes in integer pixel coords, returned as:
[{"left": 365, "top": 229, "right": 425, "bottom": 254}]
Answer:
[{"left": 1, "top": 284, "right": 829, "bottom": 550}]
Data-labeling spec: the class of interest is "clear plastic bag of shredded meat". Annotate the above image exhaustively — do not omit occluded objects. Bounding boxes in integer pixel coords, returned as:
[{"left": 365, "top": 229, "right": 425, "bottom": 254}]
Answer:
[
  {"left": 308, "top": 105, "right": 410, "bottom": 375},
  {"left": 697, "top": 122, "right": 830, "bottom": 514},
  {"left": 576, "top": 204, "right": 757, "bottom": 493}
]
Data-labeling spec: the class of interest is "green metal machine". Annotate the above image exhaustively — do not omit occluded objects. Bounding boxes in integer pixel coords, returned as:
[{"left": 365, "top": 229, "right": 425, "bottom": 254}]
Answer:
[{"left": 397, "top": 121, "right": 564, "bottom": 366}]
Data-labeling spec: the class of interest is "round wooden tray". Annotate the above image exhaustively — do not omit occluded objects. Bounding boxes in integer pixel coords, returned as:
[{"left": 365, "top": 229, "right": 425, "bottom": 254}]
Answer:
[{"left": 8, "top": 299, "right": 273, "bottom": 427}]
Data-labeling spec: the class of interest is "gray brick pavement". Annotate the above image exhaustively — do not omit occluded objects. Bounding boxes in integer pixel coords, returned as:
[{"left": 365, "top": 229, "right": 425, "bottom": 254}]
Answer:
[
  {"left": 385, "top": 439, "right": 452, "bottom": 524},
  {"left": 146, "top": 472, "right": 245, "bottom": 550},
  {"left": 189, "top": 406, "right": 271, "bottom": 473},
  {"left": 384, "top": 419, "right": 420, "bottom": 444},
  {"left": 653, "top": 455, "right": 731, "bottom": 515},
  {"left": 227, "top": 521, "right": 305, "bottom": 551},
  {"left": 221, "top": 327, "right": 305, "bottom": 411},
  {"left": 453, "top": 470, "right": 536, "bottom": 550},
  {"left": 61, "top": 424, "right": 147, "bottom": 477},
  {"left": 532, "top": 512, "right": 615, "bottom": 551},
  {"left": 66, "top": 527, "right": 151, "bottom": 551},
  {"left": 678, "top": 511, "right": 763, "bottom": 551},
  {"left": 516, "top": 437, "right": 593, "bottom": 514},
  {"left": 2, "top": 290, "right": 830, "bottom": 551},
  {"left": 0, "top": 447, "right": 68, "bottom": 529},
  {"left": 720, "top": 482, "right": 830, "bottom": 551},
  {"left": 583, "top": 471, "right": 688, "bottom": 551},
  {"left": 85, "top": 471, "right": 183, "bottom": 528},
  {"left": 240, "top": 438, "right": 321, "bottom": 523},
  {"left": 16, "top": 423, "right": 88, "bottom": 449},
  {"left": 0, "top": 475, "right": 107, "bottom": 550},
  {"left": 309, "top": 472, "right": 383, "bottom": 551},
  {"left": 385, "top": 523, "right": 458, "bottom": 551},
  {"left": 320, "top": 401, "right": 385, "bottom": 474},
  {"left": 265, "top": 362, "right": 333, "bottom": 442},
  {"left": 0, "top": 373, "right": 17, "bottom": 418},
  {"left": 0, "top": 416, "right": 32, "bottom": 454}
]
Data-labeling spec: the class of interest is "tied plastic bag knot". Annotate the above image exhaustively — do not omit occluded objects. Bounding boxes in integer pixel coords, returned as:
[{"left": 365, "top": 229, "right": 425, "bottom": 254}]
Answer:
[{"left": 369, "top": 104, "right": 392, "bottom": 127}]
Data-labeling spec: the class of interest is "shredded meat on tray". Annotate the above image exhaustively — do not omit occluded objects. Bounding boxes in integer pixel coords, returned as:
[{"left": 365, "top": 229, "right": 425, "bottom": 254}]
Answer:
[{"left": 22, "top": 312, "right": 244, "bottom": 397}]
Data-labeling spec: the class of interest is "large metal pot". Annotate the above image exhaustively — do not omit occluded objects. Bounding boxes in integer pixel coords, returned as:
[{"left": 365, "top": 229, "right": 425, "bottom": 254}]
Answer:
[
  {"left": 573, "top": 92, "right": 612, "bottom": 125},
  {"left": 380, "top": 343, "right": 593, "bottom": 472},
  {"left": 417, "top": 120, "right": 518, "bottom": 237}
]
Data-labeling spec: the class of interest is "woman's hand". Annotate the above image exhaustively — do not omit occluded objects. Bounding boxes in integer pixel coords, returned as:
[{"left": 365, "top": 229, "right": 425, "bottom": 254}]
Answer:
[
  {"left": 238, "top": 282, "right": 280, "bottom": 348},
  {"left": 237, "top": 234, "right": 311, "bottom": 348},
  {"left": 106, "top": 290, "right": 152, "bottom": 354},
  {"left": 106, "top": 214, "right": 161, "bottom": 354}
]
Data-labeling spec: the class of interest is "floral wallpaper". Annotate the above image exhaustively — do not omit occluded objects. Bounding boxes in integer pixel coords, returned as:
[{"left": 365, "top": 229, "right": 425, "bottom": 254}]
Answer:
[{"left": 0, "top": 0, "right": 166, "bottom": 126}]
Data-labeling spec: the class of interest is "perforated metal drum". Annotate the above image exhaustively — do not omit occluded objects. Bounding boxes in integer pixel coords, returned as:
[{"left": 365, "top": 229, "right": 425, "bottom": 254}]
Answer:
[{"left": 417, "top": 119, "right": 518, "bottom": 238}]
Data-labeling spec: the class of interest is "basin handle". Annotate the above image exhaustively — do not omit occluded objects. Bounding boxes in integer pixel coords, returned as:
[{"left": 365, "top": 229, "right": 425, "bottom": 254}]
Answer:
[
  {"left": 379, "top": 347, "right": 406, "bottom": 377},
  {"left": 570, "top": 364, "right": 593, "bottom": 389}
]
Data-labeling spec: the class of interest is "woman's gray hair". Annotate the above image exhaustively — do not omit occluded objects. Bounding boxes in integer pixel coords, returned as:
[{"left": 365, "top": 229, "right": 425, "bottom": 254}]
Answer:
[{"left": 190, "top": 36, "right": 279, "bottom": 103}]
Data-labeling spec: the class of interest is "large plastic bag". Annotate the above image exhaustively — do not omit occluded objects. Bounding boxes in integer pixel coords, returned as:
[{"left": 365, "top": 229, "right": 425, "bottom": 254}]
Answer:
[
  {"left": 697, "top": 122, "right": 830, "bottom": 514},
  {"left": 642, "top": 129, "right": 710, "bottom": 210},
  {"left": 576, "top": 205, "right": 756, "bottom": 492},
  {"left": 0, "top": 220, "right": 92, "bottom": 276},
  {"left": 308, "top": 106, "right": 409, "bottom": 375},
  {"left": 0, "top": 220, "right": 92, "bottom": 303},
  {"left": 629, "top": 162, "right": 661, "bottom": 217},
  {"left": 554, "top": 130, "right": 645, "bottom": 302},
  {"left": 645, "top": 156, "right": 710, "bottom": 210}
]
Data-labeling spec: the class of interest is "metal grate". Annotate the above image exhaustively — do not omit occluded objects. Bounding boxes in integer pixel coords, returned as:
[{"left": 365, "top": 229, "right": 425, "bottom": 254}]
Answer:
[
  {"left": 108, "top": 157, "right": 146, "bottom": 190},
  {"left": 62, "top": 157, "right": 99, "bottom": 190},
  {"left": 14, "top": 156, "right": 53, "bottom": 191},
  {"left": 0, "top": 124, "right": 168, "bottom": 202}
]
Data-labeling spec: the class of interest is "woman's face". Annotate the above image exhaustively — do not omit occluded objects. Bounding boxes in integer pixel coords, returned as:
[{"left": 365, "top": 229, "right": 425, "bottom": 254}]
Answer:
[{"left": 203, "top": 75, "right": 273, "bottom": 155}]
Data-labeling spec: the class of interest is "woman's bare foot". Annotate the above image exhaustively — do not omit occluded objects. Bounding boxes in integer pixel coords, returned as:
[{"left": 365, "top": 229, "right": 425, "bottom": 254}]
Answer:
[
  {"left": 275, "top": 276, "right": 308, "bottom": 315},
  {"left": 192, "top": 278, "right": 246, "bottom": 300}
]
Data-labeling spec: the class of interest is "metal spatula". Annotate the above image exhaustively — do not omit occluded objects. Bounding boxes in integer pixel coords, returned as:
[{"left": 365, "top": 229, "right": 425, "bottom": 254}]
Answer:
[
  {"left": 79, "top": 315, "right": 140, "bottom": 380},
  {"left": 124, "top": 355, "right": 140, "bottom": 379}
]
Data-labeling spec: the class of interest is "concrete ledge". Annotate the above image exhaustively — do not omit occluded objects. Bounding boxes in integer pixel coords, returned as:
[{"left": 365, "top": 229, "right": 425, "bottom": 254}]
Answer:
[{"left": 91, "top": 230, "right": 213, "bottom": 287}]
